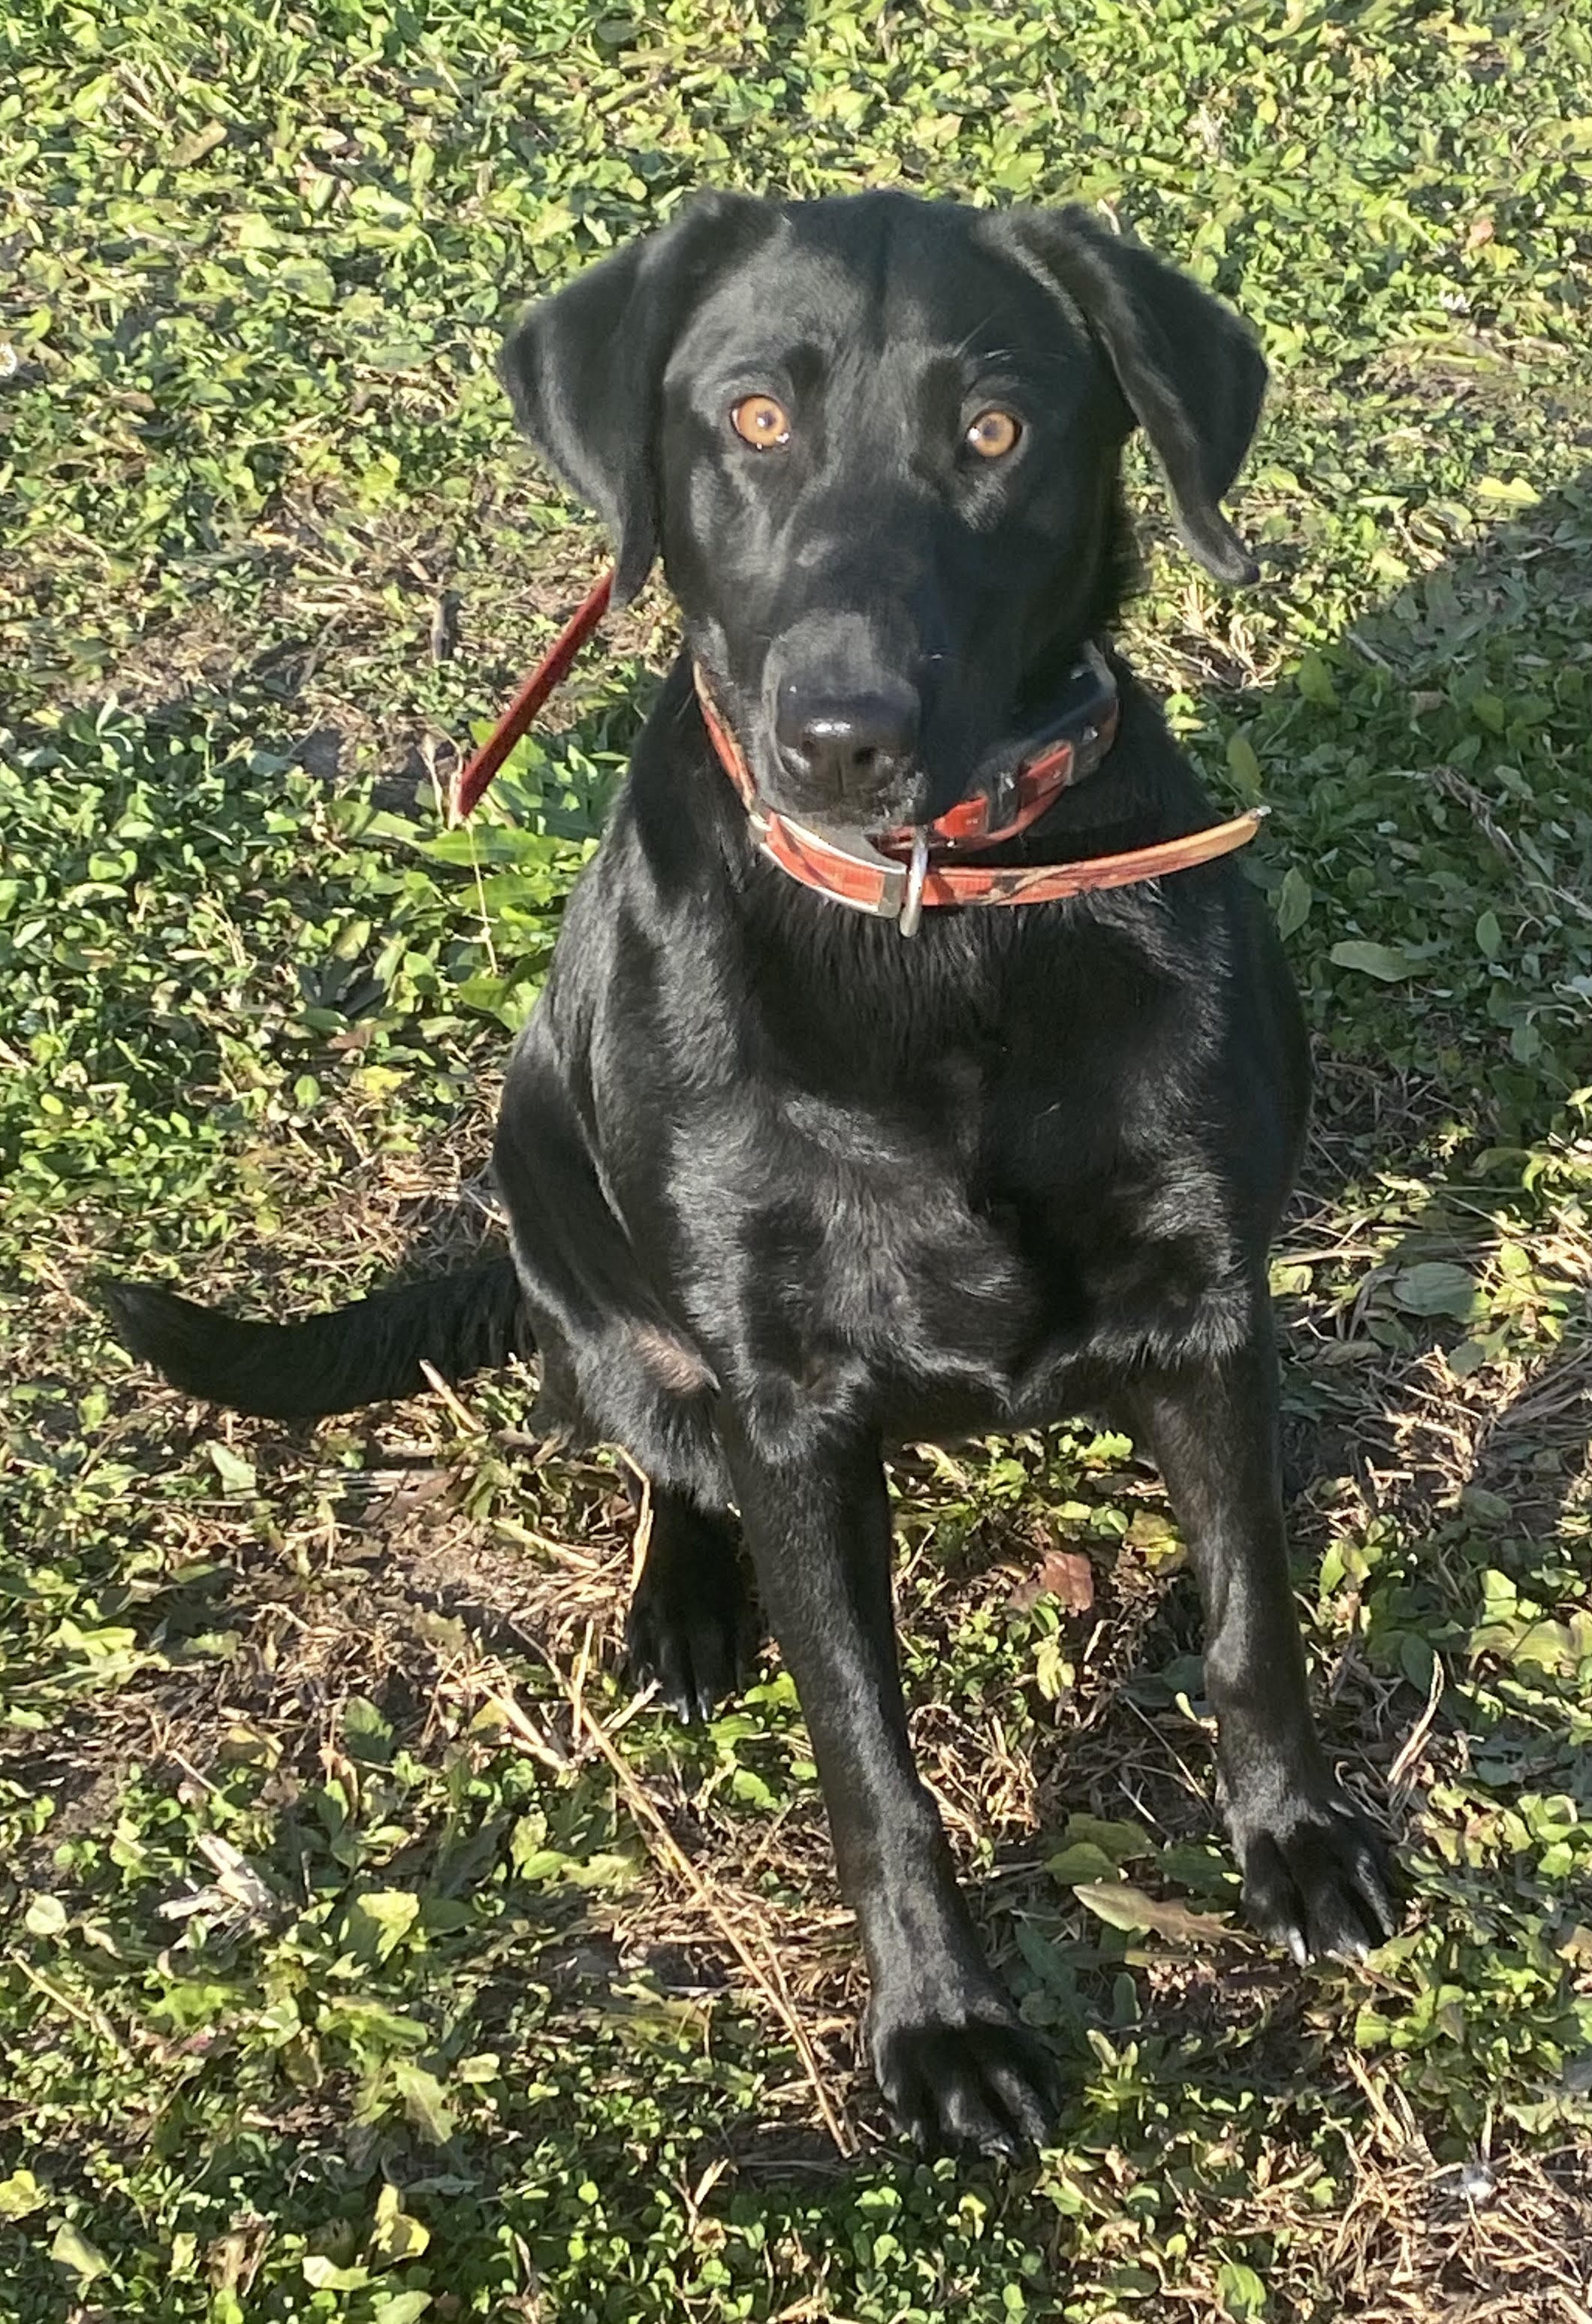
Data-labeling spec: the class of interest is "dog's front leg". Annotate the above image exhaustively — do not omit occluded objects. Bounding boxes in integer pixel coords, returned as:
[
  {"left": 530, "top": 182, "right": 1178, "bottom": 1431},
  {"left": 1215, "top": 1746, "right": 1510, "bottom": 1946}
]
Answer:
[
  {"left": 721, "top": 1413, "right": 1057, "bottom": 2155},
  {"left": 1130, "top": 1326, "right": 1398, "bottom": 1962}
]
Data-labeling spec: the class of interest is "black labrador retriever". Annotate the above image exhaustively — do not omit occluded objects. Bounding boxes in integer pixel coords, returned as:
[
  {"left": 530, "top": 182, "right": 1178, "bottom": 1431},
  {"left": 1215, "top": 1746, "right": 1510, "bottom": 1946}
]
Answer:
[{"left": 109, "top": 191, "right": 1397, "bottom": 2156}]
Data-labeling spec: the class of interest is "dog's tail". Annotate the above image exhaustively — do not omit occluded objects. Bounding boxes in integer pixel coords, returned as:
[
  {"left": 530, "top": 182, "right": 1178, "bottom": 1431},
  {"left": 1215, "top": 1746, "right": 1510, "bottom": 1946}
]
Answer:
[{"left": 103, "top": 1256, "right": 527, "bottom": 1421}]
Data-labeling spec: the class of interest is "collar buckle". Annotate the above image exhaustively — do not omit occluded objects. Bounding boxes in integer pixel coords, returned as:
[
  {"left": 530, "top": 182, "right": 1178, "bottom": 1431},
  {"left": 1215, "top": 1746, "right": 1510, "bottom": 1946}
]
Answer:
[{"left": 897, "top": 831, "right": 930, "bottom": 938}]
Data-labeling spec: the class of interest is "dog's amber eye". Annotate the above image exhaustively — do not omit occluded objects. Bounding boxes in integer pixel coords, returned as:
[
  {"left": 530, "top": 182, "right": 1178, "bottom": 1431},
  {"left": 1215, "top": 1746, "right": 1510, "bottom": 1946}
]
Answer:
[
  {"left": 966, "top": 407, "right": 1022, "bottom": 459},
  {"left": 730, "top": 394, "right": 792, "bottom": 448}
]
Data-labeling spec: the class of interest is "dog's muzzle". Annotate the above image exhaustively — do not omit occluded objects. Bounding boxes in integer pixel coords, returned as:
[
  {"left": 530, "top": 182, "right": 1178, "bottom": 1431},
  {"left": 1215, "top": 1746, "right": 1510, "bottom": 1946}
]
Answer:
[{"left": 696, "top": 646, "right": 1123, "bottom": 932}]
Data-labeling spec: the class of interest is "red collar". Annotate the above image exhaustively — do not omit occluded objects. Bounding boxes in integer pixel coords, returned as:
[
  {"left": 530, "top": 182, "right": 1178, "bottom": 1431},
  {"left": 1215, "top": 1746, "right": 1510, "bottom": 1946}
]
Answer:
[{"left": 451, "top": 566, "right": 1266, "bottom": 928}]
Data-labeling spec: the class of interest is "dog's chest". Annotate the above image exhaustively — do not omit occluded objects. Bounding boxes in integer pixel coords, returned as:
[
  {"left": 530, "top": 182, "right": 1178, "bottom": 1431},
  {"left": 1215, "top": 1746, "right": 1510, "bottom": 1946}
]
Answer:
[{"left": 668, "top": 1043, "right": 1238, "bottom": 1408}]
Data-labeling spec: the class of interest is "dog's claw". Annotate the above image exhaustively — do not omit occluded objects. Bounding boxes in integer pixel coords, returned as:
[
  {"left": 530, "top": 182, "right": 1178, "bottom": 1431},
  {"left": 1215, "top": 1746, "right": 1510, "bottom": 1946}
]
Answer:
[
  {"left": 627, "top": 1601, "right": 742, "bottom": 1724},
  {"left": 1236, "top": 1789, "right": 1399, "bottom": 1964},
  {"left": 870, "top": 2013, "right": 1060, "bottom": 2159},
  {"left": 625, "top": 1511, "right": 753, "bottom": 1726}
]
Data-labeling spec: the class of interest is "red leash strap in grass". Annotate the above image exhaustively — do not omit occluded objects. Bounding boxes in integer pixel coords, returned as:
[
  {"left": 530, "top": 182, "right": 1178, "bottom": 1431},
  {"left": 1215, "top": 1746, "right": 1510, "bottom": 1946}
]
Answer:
[{"left": 450, "top": 568, "right": 614, "bottom": 822}]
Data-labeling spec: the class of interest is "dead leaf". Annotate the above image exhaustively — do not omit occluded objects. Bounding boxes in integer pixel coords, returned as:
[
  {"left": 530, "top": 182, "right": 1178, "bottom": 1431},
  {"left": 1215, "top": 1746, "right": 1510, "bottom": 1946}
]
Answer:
[
  {"left": 1072, "top": 1882, "right": 1235, "bottom": 1947},
  {"left": 205, "top": 2218, "right": 270, "bottom": 2296},
  {"left": 1015, "top": 1549, "right": 1094, "bottom": 1613}
]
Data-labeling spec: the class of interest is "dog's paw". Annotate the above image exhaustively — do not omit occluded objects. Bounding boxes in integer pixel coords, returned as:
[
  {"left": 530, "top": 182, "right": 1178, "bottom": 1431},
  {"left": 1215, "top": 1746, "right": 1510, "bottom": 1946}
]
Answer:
[
  {"left": 626, "top": 1528, "right": 752, "bottom": 1725},
  {"left": 870, "top": 2010, "right": 1060, "bottom": 2159},
  {"left": 1235, "top": 1790, "right": 1398, "bottom": 1964}
]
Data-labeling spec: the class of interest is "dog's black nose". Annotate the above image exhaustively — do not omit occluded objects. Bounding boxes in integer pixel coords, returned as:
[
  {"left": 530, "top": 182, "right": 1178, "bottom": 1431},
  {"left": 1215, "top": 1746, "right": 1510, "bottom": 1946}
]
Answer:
[{"left": 775, "top": 684, "right": 919, "bottom": 802}]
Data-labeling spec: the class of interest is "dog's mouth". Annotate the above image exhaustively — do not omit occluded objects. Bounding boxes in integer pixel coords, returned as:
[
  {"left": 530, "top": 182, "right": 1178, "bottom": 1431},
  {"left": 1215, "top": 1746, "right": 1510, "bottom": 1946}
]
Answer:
[
  {"left": 877, "top": 643, "right": 1120, "bottom": 856},
  {"left": 703, "top": 643, "right": 1120, "bottom": 860}
]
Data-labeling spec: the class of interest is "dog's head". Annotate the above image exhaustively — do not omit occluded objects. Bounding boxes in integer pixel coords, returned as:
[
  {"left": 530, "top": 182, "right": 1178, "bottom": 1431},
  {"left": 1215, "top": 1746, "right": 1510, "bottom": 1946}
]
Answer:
[{"left": 502, "top": 191, "right": 1265, "bottom": 832}]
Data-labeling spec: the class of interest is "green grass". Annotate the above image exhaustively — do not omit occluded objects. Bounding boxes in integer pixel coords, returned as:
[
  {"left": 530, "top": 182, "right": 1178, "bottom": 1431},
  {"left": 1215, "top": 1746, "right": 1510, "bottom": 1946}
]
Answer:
[{"left": 2, "top": 2, "right": 1590, "bottom": 2318}]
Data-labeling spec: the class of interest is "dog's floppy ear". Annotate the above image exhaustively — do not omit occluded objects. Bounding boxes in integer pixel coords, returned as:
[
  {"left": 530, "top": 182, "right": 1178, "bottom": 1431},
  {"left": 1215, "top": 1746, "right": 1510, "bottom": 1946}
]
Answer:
[
  {"left": 501, "top": 192, "right": 772, "bottom": 605},
  {"left": 1001, "top": 206, "right": 1268, "bottom": 584}
]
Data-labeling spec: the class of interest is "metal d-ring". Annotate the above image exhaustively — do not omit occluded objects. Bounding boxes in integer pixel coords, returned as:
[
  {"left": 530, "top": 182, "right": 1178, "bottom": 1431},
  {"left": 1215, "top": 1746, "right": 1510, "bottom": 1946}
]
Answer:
[{"left": 897, "top": 829, "right": 929, "bottom": 937}]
